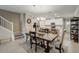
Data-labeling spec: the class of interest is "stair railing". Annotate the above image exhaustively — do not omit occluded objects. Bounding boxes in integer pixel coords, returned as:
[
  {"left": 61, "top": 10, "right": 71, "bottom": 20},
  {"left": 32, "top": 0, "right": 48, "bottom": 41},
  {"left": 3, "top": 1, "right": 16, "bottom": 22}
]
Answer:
[{"left": 0, "top": 16, "right": 14, "bottom": 41}]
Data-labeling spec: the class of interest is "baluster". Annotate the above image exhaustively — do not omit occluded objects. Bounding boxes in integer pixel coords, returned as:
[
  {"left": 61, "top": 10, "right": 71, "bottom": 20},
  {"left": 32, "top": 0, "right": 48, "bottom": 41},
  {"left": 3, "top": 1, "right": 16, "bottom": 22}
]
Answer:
[
  {"left": 3, "top": 19, "right": 4, "bottom": 27},
  {"left": 0, "top": 16, "right": 13, "bottom": 31},
  {"left": 1, "top": 19, "right": 2, "bottom": 26},
  {"left": 0, "top": 17, "right": 1, "bottom": 25},
  {"left": 4, "top": 19, "right": 5, "bottom": 27},
  {"left": 1, "top": 18, "right": 3, "bottom": 27}
]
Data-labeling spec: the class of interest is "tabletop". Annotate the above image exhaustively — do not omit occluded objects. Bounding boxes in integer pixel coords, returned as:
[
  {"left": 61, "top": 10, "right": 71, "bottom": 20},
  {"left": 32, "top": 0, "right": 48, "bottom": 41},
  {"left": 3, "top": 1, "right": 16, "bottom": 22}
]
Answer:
[{"left": 36, "top": 31, "right": 58, "bottom": 42}]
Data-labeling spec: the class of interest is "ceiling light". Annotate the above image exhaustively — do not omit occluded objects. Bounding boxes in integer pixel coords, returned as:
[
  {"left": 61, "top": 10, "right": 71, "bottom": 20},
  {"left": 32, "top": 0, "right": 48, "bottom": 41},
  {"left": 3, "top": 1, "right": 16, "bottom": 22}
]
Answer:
[{"left": 33, "top": 5, "right": 36, "bottom": 7}]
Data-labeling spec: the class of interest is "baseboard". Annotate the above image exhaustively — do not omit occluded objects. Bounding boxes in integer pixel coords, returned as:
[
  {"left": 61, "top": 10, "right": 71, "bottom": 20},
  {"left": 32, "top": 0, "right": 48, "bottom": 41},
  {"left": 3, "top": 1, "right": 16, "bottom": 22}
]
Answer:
[{"left": 14, "top": 32, "right": 24, "bottom": 40}]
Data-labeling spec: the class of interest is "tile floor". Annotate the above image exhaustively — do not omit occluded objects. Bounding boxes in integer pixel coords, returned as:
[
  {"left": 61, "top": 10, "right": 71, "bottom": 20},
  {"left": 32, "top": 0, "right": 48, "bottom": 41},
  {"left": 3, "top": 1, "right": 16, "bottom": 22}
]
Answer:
[{"left": 0, "top": 33, "right": 79, "bottom": 53}]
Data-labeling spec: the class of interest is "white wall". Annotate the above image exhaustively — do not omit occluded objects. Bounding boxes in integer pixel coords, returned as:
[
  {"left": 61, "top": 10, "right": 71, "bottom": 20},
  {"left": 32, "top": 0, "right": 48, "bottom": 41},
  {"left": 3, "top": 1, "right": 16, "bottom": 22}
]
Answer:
[
  {"left": 20, "top": 13, "right": 25, "bottom": 34},
  {"left": 25, "top": 14, "right": 38, "bottom": 33},
  {"left": 64, "top": 18, "right": 70, "bottom": 33},
  {"left": 24, "top": 13, "right": 63, "bottom": 37},
  {"left": 17, "top": 12, "right": 64, "bottom": 37}
]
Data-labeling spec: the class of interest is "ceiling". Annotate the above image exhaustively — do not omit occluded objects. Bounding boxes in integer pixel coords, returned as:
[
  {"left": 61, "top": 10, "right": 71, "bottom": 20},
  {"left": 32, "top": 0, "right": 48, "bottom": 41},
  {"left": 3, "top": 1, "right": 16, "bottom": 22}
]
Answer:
[{"left": 0, "top": 5, "right": 79, "bottom": 17}]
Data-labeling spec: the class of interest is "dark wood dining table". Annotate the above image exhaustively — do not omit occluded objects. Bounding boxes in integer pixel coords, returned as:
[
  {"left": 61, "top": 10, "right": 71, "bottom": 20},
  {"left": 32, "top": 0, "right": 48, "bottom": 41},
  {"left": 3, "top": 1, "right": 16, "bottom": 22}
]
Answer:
[
  {"left": 25, "top": 31, "right": 58, "bottom": 53},
  {"left": 36, "top": 31, "right": 58, "bottom": 52}
]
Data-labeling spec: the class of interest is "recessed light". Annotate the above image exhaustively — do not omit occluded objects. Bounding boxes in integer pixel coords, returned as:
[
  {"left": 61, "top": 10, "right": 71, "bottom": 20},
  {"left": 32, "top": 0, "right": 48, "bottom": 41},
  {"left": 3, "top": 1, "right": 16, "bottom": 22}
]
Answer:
[{"left": 33, "top": 5, "right": 36, "bottom": 7}]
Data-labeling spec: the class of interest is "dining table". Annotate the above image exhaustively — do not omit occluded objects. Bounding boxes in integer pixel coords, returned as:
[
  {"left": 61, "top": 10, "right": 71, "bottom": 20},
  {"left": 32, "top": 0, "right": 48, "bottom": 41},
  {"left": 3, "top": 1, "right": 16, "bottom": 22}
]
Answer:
[
  {"left": 25, "top": 30, "right": 58, "bottom": 53},
  {"left": 36, "top": 31, "right": 59, "bottom": 52}
]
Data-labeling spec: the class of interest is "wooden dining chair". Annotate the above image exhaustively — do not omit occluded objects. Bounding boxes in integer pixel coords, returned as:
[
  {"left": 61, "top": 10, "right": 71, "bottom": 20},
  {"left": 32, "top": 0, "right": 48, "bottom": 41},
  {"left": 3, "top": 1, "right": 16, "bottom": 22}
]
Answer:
[
  {"left": 29, "top": 31, "right": 43, "bottom": 52},
  {"left": 29, "top": 31, "right": 37, "bottom": 52},
  {"left": 54, "top": 30, "right": 66, "bottom": 53}
]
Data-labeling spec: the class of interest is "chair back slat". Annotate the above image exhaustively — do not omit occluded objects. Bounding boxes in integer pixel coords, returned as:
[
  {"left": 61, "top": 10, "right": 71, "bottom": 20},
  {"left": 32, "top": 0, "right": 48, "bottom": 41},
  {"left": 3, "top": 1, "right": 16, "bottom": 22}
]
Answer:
[{"left": 29, "top": 31, "right": 36, "bottom": 40}]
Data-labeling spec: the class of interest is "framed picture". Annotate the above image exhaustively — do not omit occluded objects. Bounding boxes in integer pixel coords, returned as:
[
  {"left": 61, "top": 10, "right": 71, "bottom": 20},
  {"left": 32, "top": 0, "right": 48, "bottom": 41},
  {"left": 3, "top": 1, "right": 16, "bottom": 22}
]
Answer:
[{"left": 27, "top": 19, "right": 31, "bottom": 24}]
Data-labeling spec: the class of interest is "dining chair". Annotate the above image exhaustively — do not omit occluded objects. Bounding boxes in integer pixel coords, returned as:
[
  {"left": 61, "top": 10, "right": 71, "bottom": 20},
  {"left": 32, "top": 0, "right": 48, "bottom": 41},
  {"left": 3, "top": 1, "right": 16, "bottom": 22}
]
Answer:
[
  {"left": 25, "top": 33, "right": 29, "bottom": 42},
  {"left": 29, "top": 31, "right": 43, "bottom": 52},
  {"left": 54, "top": 30, "right": 66, "bottom": 53}
]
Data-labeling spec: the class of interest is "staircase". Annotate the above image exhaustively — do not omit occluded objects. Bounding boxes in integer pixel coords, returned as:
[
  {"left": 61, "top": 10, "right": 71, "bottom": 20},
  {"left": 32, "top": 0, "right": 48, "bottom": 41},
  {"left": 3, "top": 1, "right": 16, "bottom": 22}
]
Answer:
[{"left": 0, "top": 16, "right": 14, "bottom": 42}]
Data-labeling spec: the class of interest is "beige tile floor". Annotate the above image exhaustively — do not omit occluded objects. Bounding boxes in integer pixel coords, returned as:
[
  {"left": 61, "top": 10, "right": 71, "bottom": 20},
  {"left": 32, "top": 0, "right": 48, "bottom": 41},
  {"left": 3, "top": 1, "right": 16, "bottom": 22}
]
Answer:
[
  {"left": 0, "top": 33, "right": 79, "bottom": 53},
  {"left": 0, "top": 40, "right": 26, "bottom": 53}
]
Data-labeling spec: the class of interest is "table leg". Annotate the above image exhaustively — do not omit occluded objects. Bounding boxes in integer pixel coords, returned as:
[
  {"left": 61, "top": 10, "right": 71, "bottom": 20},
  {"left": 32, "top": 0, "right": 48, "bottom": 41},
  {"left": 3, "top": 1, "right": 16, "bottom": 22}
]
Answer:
[
  {"left": 26, "top": 35, "right": 28, "bottom": 42},
  {"left": 44, "top": 41, "right": 50, "bottom": 53},
  {"left": 35, "top": 38, "right": 37, "bottom": 52},
  {"left": 30, "top": 37, "right": 32, "bottom": 48},
  {"left": 41, "top": 40, "right": 45, "bottom": 48}
]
